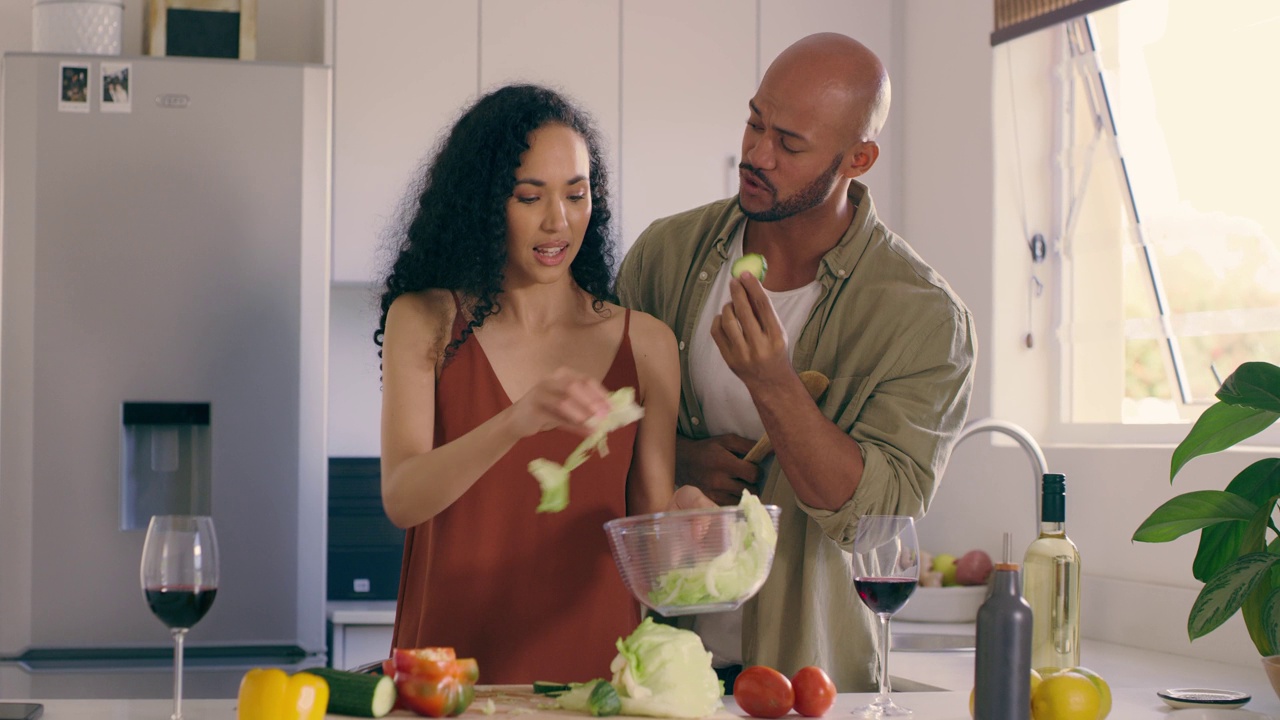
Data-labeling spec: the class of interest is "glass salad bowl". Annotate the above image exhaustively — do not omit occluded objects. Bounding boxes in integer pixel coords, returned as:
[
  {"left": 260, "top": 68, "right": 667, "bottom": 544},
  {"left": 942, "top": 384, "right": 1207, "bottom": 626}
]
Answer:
[{"left": 604, "top": 500, "right": 782, "bottom": 616}]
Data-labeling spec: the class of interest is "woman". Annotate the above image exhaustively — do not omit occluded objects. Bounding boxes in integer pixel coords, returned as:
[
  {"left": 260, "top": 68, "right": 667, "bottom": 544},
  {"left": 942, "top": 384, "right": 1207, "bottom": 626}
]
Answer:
[{"left": 375, "top": 85, "right": 680, "bottom": 683}]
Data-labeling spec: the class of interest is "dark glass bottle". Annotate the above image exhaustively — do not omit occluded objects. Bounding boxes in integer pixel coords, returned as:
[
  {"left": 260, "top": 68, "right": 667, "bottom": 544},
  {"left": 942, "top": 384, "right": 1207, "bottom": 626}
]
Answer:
[{"left": 974, "top": 562, "right": 1033, "bottom": 720}]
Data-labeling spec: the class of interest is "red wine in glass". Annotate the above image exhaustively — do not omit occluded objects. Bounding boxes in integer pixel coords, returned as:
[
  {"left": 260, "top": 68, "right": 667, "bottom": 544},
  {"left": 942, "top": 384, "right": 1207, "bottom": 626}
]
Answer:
[
  {"left": 145, "top": 586, "right": 218, "bottom": 629},
  {"left": 854, "top": 577, "right": 917, "bottom": 615},
  {"left": 851, "top": 515, "right": 920, "bottom": 718},
  {"left": 140, "top": 515, "right": 219, "bottom": 720}
]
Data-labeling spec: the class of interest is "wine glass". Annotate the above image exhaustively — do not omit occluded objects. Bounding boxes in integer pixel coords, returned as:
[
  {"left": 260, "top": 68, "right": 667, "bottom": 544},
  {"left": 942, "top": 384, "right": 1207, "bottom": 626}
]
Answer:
[
  {"left": 140, "top": 515, "right": 220, "bottom": 720},
  {"left": 851, "top": 515, "right": 920, "bottom": 717}
]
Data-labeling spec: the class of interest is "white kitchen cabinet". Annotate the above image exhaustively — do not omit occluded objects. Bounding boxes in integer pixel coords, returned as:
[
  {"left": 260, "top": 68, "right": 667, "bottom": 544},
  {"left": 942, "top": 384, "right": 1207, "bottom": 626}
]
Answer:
[
  {"left": 331, "top": 0, "right": 480, "bottom": 284},
  {"left": 479, "top": 0, "right": 621, "bottom": 201},
  {"left": 619, "top": 0, "right": 757, "bottom": 250},
  {"left": 328, "top": 602, "right": 396, "bottom": 670}
]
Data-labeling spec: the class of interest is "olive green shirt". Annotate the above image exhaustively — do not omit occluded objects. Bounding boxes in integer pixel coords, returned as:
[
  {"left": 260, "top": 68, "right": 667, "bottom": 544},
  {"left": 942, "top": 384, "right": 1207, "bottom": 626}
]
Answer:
[{"left": 615, "top": 182, "right": 977, "bottom": 692}]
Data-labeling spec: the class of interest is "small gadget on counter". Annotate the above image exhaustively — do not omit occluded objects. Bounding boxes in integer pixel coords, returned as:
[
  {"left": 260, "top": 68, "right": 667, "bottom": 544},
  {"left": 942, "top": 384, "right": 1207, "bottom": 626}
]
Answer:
[{"left": 1156, "top": 688, "right": 1251, "bottom": 710}]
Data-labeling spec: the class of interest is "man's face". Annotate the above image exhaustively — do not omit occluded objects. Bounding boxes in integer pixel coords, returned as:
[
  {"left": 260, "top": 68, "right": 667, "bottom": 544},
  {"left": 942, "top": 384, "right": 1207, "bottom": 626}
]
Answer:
[
  {"left": 738, "top": 151, "right": 843, "bottom": 222},
  {"left": 736, "top": 74, "right": 855, "bottom": 223}
]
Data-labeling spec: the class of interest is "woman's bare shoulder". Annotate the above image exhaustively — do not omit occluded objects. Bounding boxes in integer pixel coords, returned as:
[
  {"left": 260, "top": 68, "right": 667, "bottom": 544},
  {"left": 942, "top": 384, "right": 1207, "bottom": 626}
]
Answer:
[
  {"left": 385, "top": 289, "right": 458, "bottom": 359},
  {"left": 622, "top": 306, "right": 677, "bottom": 349}
]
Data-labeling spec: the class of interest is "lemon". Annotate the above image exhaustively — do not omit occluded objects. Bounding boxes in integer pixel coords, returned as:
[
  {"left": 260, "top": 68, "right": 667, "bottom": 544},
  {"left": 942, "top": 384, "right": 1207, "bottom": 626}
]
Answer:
[
  {"left": 1031, "top": 671, "right": 1101, "bottom": 720},
  {"left": 969, "top": 669, "right": 1045, "bottom": 718},
  {"left": 1070, "top": 667, "right": 1111, "bottom": 720}
]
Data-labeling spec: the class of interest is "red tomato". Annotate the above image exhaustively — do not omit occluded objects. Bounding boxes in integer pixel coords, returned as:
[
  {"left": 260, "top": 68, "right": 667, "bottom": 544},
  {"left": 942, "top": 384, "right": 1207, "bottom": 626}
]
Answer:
[
  {"left": 395, "top": 673, "right": 471, "bottom": 718},
  {"left": 734, "top": 666, "right": 795, "bottom": 719},
  {"left": 393, "top": 647, "right": 458, "bottom": 679},
  {"left": 791, "top": 666, "right": 837, "bottom": 717}
]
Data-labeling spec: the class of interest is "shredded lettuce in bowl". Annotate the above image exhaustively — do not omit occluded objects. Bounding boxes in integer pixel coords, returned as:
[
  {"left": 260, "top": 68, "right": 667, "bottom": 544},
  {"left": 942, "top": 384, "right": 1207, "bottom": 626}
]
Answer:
[{"left": 648, "top": 491, "right": 777, "bottom": 608}]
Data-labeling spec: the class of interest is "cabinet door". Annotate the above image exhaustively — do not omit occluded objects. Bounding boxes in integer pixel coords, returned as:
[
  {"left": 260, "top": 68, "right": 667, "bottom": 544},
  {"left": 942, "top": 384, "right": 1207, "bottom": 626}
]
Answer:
[
  {"left": 480, "top": 0, "right": 621, "bottom": 205},
  {"left": 619, "top": 0, "right": 757, "bottom": 251},
  {"left": 332, "top": 0, "right": 480, "bottom": 284},
  {"left": 758, "top": 0, "right": 898, "bottom": 229}
]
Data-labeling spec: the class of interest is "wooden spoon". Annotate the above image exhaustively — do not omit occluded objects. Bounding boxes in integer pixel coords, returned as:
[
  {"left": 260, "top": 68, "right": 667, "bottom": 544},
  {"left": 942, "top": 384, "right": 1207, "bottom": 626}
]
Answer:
[{"left": 742, "top": 370, "right": 831, "bottom": 464}]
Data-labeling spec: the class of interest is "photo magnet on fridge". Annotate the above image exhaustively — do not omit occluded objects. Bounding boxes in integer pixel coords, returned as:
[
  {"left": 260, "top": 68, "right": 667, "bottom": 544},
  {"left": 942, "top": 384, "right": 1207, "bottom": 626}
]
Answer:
[
  {"left": 58, "top": 62, "right": 90, "bottom": 113},
  {"left": 101, "top": 62, "right": 132, "bottom": 113}
]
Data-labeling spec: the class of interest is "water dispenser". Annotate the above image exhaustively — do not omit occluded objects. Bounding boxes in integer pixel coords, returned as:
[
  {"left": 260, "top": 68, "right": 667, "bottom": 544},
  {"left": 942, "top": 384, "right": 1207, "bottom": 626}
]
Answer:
[{"left": 121, "top": 402, "right": 211, "bottom": 530}]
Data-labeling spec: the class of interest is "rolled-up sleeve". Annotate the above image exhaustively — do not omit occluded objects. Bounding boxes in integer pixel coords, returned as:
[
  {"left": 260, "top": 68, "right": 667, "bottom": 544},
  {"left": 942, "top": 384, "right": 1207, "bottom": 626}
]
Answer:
[{"left": 792, "top": 308, "right": 976, "bottom": 551}]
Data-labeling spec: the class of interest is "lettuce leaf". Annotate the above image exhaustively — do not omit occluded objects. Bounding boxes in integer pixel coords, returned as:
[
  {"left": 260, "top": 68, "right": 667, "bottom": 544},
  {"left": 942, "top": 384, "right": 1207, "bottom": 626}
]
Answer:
[{"left": 529, "top": 387, "right": 644, "bottom": 513}]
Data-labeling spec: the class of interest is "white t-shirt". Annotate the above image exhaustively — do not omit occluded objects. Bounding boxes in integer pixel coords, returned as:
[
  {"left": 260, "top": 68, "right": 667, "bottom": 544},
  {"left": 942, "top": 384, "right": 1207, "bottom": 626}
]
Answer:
[{"left": 687, "top": 224, "right": 822, "bottom": 667}]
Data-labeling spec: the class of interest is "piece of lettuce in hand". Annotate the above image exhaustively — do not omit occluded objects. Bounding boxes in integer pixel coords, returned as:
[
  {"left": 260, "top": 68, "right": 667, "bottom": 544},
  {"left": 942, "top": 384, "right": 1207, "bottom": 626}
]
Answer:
[
  {"left": 528, "top": 387, "right": 644, "bottom": 513},
  {"left": 609, "top": 617, "right": 723, "bottom": 718},
  {"left": 648, "top": 490, "right": 777, "bottom": 607}
]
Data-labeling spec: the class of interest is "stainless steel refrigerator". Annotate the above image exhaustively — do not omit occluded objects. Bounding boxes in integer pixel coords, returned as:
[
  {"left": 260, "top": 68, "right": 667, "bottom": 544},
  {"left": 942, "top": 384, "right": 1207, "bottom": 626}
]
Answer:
[{"left": 0, "top": 53, "right": 329, "bottom": 695}]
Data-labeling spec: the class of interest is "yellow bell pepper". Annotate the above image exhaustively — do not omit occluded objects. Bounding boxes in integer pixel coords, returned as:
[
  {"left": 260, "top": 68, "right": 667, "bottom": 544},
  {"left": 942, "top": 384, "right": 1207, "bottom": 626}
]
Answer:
[{"left": 238, "top": 668, "right": 330, "bottom": 720}]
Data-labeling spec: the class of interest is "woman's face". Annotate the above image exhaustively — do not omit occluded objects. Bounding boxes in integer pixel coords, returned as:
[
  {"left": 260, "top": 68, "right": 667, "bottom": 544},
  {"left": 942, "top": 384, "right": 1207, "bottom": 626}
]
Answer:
[{"left": 504, "top": 123, "right": 592, "bottom": 287}]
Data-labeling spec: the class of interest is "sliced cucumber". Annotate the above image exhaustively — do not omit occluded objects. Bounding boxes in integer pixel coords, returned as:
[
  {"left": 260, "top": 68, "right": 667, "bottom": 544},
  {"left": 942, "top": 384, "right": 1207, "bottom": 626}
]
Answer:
[
  {"left": 533, "top": 680, "right": 572, "bottom": 697},
  {"left": 305, "top": 667, "right": 397, "bottom": 718},
  {"left": 730, "top": 253, "right": 768, "bottom": 281}
]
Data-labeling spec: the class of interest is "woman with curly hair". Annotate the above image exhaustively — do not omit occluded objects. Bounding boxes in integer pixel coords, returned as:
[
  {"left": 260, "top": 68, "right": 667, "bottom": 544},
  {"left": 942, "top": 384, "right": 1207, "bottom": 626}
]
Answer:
[{"left": 375, "top": 84, "right": 692, "bottom": 683}]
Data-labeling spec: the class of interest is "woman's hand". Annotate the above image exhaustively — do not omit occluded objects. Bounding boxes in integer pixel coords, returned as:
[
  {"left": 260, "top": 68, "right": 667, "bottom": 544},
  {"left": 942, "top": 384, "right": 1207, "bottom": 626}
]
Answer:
[
  {"left": 667, "top": 484, "right": 718, "bottom": 511},
  {"left": 507, "top": 367, "right": 613, "bottom": 439}
]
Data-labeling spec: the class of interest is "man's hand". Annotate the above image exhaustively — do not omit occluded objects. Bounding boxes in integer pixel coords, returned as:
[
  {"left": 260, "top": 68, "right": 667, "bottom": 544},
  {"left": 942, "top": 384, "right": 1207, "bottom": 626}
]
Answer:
[
  {"left": 676, "top": 434, "right": 761, "bottom": 506},
  {"left": 710, "top": 274, "right": 793, "bottom": 389}
]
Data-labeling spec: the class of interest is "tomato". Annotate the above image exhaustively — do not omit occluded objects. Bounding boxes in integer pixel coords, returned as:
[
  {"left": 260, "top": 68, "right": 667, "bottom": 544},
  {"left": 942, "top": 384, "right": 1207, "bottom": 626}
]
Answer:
[
  {"left": 396, "top": 672, "right": 469, "bottom": 718},
  {"left": 393, "top": 647, "right": 458, "bottom": 679},
  {"left": 734, "top": 666, "right": 795, "bottom": 719},
  {"left": 791, "top": 666, "right": 837, "bottom": 717}
]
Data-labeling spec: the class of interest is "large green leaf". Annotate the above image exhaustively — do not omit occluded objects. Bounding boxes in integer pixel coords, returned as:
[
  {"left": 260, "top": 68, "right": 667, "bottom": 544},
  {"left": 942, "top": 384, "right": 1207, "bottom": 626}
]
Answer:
[
  {"left": 1133, "top": 490, "right": 1257, "bottom": 543},
  {"left": 1217, "top": 362, "right": 1280, "bottom": 413},
  {"left": 1189, "top": 552, "right": 1280, "bottom": 641},
  {"left": 1244, "top": 575, "right": 1280, "bottom": 657},
  {"left": 1193, "top": 461, "right": 1280, "bottom": 581},
  {"left": 1170, "top": 403, "right": 1279, "bottom": 480}
]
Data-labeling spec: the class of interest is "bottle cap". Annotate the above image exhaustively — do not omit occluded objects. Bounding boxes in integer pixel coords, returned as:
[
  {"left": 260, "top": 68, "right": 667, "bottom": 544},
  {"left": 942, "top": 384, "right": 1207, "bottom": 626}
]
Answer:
[
  {"left": 1043, "top": 473, "right": 1066, "bottom": 493},
  {"left": 995, "top": 562, "right": 1020, "bottom": 571}
]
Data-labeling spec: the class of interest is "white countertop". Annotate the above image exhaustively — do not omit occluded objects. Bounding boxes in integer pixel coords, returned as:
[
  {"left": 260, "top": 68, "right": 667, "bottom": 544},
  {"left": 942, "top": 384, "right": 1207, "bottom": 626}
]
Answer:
[
  {"left": 7, "top": 686, "right": 1277, "bottom": 719},
  {"left": 891, "top": 620, "right": 1278, "bottom": 715}
]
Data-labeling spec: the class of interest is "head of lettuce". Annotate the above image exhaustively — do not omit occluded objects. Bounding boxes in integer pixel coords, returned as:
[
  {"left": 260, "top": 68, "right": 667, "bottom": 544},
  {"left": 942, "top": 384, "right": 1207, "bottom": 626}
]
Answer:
[
  {"left": 611, "top": 618, "right": 723, "bottom": 717},
  {"left": 557, "top": 617, "right": 723, "bottom": 718}
]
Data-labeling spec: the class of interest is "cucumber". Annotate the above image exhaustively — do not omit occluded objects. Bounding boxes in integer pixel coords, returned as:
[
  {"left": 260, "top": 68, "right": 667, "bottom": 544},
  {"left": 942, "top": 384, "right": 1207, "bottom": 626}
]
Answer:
[
  {"left": 533, "top": 680, "right": 572, "bottom": 697},
  {"left": 304, "top": 667, "right": 397, "bottom": 718},
  {"left": 730, "top": 253, "right": 768, "bottom": 281}
]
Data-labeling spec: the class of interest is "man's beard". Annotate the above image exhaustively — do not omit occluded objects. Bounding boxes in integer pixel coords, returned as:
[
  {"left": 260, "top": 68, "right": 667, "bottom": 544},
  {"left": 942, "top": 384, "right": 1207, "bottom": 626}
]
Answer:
[{"left": 738, "top": 152, "right": 844, "bottom": 222}]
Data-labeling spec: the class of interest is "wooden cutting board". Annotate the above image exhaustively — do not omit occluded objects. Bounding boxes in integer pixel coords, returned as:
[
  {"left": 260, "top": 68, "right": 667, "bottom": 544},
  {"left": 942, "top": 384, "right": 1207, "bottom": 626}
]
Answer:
[{"left": 439, "top": 684, "right": 740, "bottom": 720}]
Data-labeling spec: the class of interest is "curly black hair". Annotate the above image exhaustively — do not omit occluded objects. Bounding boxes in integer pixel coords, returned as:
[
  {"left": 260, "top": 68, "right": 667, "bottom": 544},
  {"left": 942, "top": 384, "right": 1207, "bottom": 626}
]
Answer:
[{"left": 374, "top": 84, "right": 617, "bottom": 360}]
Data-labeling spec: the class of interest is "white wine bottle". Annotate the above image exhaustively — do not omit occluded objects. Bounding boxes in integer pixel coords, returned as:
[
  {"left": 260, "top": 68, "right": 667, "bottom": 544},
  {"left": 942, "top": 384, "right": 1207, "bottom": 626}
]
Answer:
[{"left": 1023, "top": 473, "right": 1081, "bottom": 670}]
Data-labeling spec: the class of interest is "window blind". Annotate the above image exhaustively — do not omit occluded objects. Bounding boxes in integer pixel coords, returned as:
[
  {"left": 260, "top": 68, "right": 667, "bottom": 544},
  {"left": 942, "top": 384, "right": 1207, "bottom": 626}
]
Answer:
[{"left": 992, "top": 0, "right": 1126, "bottom": 45}]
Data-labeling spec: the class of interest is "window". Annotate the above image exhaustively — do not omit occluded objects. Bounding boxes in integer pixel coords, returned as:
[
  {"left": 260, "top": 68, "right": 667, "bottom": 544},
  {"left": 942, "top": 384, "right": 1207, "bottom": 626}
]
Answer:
[{"left": 1055, "top": 0, "right": 1280, "bottom": 425}]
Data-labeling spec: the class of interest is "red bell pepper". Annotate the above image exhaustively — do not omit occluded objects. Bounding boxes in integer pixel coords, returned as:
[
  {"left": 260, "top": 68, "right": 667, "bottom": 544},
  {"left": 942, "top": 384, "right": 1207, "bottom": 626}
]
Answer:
[{"left": 387, "top": 647, "right": 478, "bottom": 718}]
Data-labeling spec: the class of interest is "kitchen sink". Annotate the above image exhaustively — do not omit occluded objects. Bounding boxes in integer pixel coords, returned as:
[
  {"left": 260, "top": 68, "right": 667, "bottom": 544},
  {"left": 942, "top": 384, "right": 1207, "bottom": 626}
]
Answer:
[{"left": 891, "top": 633, "right": 975, "bottom": 653}]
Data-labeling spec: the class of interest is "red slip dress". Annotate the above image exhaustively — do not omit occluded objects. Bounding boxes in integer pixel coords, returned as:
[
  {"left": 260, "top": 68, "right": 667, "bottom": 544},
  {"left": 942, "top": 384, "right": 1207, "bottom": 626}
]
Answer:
[{"left": 390, "top": 295, "right": 641, "bottom": 683}]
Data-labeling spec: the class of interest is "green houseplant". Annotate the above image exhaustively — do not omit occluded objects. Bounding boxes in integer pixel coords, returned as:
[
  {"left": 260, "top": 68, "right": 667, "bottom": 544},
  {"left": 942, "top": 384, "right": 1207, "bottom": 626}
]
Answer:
[{"left": 1133, "top": 360, "right": 1280, "bottom": 656}]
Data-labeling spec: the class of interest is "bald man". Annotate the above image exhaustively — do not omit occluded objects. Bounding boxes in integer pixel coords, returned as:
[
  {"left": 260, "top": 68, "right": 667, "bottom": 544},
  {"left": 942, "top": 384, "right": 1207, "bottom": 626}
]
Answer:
[{"left": 616, "top": 33, "right": 976, "bottom": 692}]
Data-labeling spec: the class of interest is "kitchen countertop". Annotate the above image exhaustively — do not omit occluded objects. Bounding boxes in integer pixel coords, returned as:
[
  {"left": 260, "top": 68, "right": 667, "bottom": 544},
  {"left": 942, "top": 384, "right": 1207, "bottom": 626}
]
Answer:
[
  {"left": 5, "top": 684, "right": 1277, "bottom": 719},
  {"left": 5, "top": 618, "right": 1274, "bottom": 717}
]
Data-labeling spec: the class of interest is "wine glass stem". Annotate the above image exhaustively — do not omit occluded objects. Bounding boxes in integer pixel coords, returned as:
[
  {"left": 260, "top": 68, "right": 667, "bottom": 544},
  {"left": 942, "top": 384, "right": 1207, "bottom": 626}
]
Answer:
[
  {"left": 172, "top": 627, "right": 187, "bottom": 720},
  {"left": 876, "top": 613, "right": 892, "bottom": 701}
]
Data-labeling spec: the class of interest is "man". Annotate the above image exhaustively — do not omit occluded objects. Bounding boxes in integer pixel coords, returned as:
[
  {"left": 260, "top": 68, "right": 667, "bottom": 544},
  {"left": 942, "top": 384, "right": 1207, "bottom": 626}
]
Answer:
[{"left": 615, "top": 33, "right": 976, "bottom": 692}]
